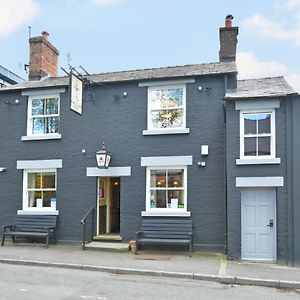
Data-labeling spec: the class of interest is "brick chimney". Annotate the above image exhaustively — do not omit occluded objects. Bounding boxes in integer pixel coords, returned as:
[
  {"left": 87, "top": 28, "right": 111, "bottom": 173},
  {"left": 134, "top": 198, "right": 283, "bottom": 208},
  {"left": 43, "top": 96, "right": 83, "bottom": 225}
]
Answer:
[
  {"left": 219, "top": 15, "right": 239, "bottom": 62},
  {"left": 28, "top": 31, "right": 59, "bottom": 81}
]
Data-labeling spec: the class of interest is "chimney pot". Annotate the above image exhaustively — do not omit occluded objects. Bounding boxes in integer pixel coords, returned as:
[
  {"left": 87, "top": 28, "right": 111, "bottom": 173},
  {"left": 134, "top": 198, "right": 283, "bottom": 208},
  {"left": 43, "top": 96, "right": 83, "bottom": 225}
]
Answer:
[
  {"left": 225, "top": 14, "right": 234, "bottom": 27},
  {"left": 41, "top": 31, "right": 49, "bottom": 39}
]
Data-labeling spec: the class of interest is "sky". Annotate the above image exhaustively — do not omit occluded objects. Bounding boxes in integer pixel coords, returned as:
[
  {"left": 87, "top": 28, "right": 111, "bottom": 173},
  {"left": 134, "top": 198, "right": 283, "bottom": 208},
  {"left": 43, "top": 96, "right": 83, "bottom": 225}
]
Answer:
[{"left": 0, "top": 0, "right": 300, "bottom": 92}]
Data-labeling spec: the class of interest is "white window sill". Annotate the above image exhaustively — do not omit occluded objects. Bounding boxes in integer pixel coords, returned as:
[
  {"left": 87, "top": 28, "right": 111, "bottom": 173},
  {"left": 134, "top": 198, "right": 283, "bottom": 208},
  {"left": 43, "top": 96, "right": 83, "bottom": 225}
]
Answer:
[
  {"left": 21, "top": 134, "right": 62, "bottom": 141},
  {"left": 236, "top": 158, "right": 281, "bottom": 165},
  {"left": 17, "top": 210, "right": 59, "bottom": 216},
  {"left": 141, "top": 211, "right": 191, "bottom": 217},
  {"left": 143, "top": 128, "right": 190, "bottom": 135}
]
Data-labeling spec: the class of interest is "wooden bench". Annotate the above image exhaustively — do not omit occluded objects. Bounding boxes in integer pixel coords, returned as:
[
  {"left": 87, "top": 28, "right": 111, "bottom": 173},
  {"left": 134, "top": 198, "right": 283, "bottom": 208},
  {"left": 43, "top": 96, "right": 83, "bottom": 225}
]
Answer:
[
  {"left": 1, "top": 215, "right": 57, "bottom": 248},
  {"left": 135, "top": 217, "right": 193, "bottom": 257}
]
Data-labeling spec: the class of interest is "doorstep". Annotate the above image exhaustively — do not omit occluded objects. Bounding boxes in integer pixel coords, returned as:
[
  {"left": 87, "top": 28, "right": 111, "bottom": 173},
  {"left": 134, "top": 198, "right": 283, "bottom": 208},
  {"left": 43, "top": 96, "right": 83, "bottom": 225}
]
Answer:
[{"left": 85, "top": 241, "right": 129, "bottom": 252}]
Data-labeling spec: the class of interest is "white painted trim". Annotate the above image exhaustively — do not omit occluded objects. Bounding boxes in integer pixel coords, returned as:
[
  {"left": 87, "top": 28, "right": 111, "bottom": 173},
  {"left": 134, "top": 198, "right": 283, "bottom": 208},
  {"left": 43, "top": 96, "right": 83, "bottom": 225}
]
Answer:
[
  {"left": 141, "top": 156, "right": 193, "bottom": 166},
  {"left": 17, "top": 210, "right": 59, "bottom": 215},
  {"left": 22, "top": 88, "right": 65, "bottom": 96},
  {"left": 139, "top": 78, "right": 195, "bottom": 87},
  {"left": 21, "top": 134, "right": 62, "bottom": 141},
  {"left": 240, "top": 109, "right": 276, "bottom": 160},
  {"left": 17, "top": 159, "right": 62, "bottom": 170},
  {"left": 236, "top": 158, "right": 281, "bottom": 165},
  {"left": 141, "top": 211, "right": 191, "bottom": 217},
  {"left": 26, "top": 93, "right": 60, "bottom": 137},
  {"left": 147, "top": 84, "right": 187, "bottom": 132},
  {"left": 236, "top": 176, "right": 284, "bottom": 187},
  {"left": 21, "top": 168, "right": 57, "bottom": 212},
  {"left": 145, "top": 166, "right": 188, "bottom": 213},
  {"left": 235, "top": 99, "right": 280, "bottom": 110},
  {"left": 143, "top": 128, "right": 190, "bottom": 135},
  {"left": 86, "top": 166, "right": 131, "bottom": 177}
]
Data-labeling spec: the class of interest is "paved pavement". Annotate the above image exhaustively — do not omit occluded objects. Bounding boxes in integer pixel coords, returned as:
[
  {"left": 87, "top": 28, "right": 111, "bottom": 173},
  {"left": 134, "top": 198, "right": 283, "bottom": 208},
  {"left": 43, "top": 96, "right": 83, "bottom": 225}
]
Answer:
[{"left": 0, "top": 242, "right": 300, "bottom": 289}]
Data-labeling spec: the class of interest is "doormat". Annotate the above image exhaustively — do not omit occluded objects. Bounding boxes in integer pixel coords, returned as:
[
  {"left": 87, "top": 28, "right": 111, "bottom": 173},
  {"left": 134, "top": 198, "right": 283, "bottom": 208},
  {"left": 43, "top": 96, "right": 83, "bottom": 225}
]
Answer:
[{"left": 134, "top": 254, "right": 171, "bottom": 261}]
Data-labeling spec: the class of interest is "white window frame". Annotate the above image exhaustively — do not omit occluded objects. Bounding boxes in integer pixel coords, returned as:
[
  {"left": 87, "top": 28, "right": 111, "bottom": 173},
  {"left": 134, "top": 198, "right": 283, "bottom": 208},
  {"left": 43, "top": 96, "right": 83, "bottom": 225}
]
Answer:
[
  {"left": 240, "top": 109, "right": 276, "bottom": 160},
  {"left": 145, "top": 166, "right": 187, "bottom": 213},
  {"left": 21, "top": 168, "right": 58, "bottom": 213},
  {"left": 26, "top": 93, "right": 60, "bottom": 138},
  {"left": 147, "top": 84, "right": 187, "bottom": 131}
]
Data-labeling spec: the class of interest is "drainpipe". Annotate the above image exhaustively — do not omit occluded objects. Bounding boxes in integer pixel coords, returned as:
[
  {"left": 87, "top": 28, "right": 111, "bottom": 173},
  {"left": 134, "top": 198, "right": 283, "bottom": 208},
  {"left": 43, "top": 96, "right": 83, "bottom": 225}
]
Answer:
[{"left": 223, "top": 76, "right": 228, "bottom": 255}]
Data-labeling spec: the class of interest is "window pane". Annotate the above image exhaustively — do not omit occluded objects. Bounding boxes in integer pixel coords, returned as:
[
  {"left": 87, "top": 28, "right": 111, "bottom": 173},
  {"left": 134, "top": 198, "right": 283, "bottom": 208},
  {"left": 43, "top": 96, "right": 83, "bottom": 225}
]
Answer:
[
  {"left": 32, "top": 117, "right": 45, "bottom": 134},
  {"left": 168, "top": 169, "right": 183, "bottom": 187},
  {"left": 150, "top": 88, "right": 183, "bottom": 110},
  {"left": 244, "top": 137, "right": 256, "bottom": 156},
  {"left": 43, "top": 191, "right": 56, "bottom": 207},
  {"left": 150, "top": 190, "right": 166, "bottom": 208},
  {"left": 167, "top": 190, "right": 184, "bottom": 209},
  {"left": 46, "top": 98, "right": 58, "bottom": 114},
  {"left": 151, "top": 109, "right": 183, "bottom": 129},
  {"left": 42, "top": 172, "right": 55, "bottom": 189},
  {"left": 31, "top": 99, "right": 44, "bottom": 115},
  {"left": 258, "top": 114, "right": 271, "bottom": 134},
  {"left": 28, "top": 191, "right": 41, "bottom": 207},
  {"left": 244, "top": 115, "right": 256, "bottom": 134},
  {"left": 150, "top": 170, "right": 166, "bottom": 187},
  {"left": 258, "top": 137, "right": 271, "bottom": 156},
  {"left": 27, "top": 173, "right": 41, "bottom": 189},
  {"left": 46, "top": 117, "right": 59, "bottom": 133}
]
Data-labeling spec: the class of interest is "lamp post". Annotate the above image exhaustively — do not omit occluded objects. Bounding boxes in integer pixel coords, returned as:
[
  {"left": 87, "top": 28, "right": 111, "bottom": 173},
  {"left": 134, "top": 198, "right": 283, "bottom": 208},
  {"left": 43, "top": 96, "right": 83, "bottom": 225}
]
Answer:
[{"left": 96, "top": 142, "right": 111, "bottom": 168}]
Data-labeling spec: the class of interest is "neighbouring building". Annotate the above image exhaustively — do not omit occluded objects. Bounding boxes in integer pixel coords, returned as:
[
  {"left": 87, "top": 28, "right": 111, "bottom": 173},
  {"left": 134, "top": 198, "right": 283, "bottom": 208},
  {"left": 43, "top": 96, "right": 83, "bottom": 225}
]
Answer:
[
  {"left": 0, "top": 16, "right": 299, "bottom": 266},
  {"left": 0, "top": 65, "right": 24, "bottom": 88}
]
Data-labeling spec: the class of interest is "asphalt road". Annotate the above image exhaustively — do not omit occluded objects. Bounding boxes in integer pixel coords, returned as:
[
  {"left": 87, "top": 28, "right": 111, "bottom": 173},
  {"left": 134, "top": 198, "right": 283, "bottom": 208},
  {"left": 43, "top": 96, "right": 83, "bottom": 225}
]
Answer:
[{"left": 0, "top": 263, "right": 299, "bottom": 300}]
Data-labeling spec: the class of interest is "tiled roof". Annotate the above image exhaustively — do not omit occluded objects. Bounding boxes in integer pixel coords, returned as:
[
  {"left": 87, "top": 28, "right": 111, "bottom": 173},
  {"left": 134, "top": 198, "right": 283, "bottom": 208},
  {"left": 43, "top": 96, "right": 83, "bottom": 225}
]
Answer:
[
  {"left": 225, "top": 76, "right": 297, "bottom": 99},
  {"left": 0, "top": 61, "right": 237, "bottom": 92}
]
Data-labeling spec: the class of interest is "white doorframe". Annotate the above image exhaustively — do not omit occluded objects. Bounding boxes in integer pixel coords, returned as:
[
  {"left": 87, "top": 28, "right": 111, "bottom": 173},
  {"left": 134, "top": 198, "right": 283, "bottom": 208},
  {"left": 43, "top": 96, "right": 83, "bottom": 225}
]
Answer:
[{"left": 241, "top": 188, "right": 277, "bottom": 261}]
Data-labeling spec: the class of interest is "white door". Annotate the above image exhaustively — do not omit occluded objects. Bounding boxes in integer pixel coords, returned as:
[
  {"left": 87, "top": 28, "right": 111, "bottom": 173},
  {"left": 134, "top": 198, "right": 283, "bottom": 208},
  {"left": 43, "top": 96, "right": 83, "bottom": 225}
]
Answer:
[{"left": 241, "top": 188, "right": 276, "bottom": 261}]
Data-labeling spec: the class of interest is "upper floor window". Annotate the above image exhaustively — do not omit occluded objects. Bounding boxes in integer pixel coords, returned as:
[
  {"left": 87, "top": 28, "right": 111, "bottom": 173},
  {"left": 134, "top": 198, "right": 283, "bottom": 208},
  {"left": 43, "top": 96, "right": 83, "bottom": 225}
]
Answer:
[
  {"left": 240, "top": 110, "right": 275, "bottom": 159},
  {"left": 147, "top": 85, "right": 186, "bottom": 130},
  {"left": 27, "top": 94, "right": 60, "bottom": 136}
]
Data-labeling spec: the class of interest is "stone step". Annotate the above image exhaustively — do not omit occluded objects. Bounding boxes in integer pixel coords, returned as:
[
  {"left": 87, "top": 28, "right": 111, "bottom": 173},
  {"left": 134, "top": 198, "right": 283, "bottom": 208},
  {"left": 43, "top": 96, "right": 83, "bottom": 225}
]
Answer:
[
  {"left": 93, "top": 235, "right": 122, "bottom": 242},
  {"left": 85, "top": 241, "right": 129, "bottom": 252}
]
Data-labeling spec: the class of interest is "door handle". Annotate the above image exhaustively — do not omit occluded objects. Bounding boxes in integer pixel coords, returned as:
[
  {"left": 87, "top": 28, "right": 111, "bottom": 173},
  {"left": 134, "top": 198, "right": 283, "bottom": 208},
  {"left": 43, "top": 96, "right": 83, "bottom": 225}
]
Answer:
[{"left": 267, "top": 219, "right": 274, "bottom": 228}]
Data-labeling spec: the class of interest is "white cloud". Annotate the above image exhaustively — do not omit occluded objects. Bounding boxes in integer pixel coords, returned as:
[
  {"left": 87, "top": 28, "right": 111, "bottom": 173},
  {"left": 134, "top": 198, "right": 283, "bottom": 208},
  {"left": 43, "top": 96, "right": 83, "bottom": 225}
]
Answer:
[
  {"left": 242, "top": 13, "right": 300, "bottom": 46},
  {"left": 237, "top": 52, "right": 287, "bottom": 79},
  {"left": 0, "top": 0, "right": 39, "bottom": 38},
  {"left": 276, "top": 0, "right": 300, "bottom": 12},
  {"left": 90, "top": 0, "right": 123, "bottom": 6},
  {"left": 285, "top": 73, "right": 300, "bottom": 93},
  {"left": 237, "top": 52, "right": 300, "bottom": 93}
]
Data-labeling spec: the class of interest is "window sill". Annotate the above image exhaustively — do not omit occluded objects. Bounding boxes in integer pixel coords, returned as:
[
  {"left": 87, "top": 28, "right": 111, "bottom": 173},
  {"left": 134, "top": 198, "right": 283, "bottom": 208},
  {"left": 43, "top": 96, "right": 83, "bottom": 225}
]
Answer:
[
  {"left": 141, "top": 211, "right": 191, "bottom": 217},
  {"left": 21, "top": 134, "right": 62, "bottom": 141},
  {"left": 143, "top": 128, "right": 190, "bottom": 136},
  {"left": 17, "top": 210, "right": 59, "bottom": 216},
  {"left": 236, "top": 158, "right": 281, "bottom": 165}
]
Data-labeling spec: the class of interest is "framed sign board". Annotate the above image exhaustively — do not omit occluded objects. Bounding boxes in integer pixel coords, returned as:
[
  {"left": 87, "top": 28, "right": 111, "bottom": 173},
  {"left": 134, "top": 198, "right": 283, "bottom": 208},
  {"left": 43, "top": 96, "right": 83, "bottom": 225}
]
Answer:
[{"left": 70, "top": 72, "right": 83, "bottom": 115}]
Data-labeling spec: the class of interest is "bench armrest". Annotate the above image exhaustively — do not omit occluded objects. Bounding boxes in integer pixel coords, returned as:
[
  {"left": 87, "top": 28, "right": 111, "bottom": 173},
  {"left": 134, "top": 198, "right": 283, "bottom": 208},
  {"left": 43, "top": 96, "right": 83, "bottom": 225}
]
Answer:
[
  {"left": 2, "top": 224, "right": 15, "bottom": 232},
  {"left": 136, "top": 231, "right": 142, "bottom": 239}
]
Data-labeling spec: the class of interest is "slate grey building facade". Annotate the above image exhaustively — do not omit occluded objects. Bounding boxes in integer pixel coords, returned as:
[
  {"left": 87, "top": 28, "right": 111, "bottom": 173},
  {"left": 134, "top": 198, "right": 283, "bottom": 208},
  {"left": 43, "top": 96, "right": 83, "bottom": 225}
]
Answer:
[{"left": 0, "top": 16, "right": 299, "bottom": 265}]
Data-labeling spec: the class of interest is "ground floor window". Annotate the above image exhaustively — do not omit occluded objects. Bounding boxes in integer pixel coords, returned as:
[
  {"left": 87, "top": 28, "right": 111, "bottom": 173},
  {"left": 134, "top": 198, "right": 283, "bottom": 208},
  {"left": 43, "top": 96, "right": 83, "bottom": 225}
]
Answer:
[
  {"left": 146, "top": 166, "right": 187, "bottom": 211},
  {"left": 23, "top": 169, "right": 57, "bottom": 210}
]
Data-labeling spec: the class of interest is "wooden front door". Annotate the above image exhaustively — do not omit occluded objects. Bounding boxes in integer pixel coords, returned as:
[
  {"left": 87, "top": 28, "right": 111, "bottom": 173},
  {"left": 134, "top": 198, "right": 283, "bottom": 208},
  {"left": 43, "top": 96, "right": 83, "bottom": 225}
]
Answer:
[{"left": 110, "top": 177, "right": 120, "bottom": 233}]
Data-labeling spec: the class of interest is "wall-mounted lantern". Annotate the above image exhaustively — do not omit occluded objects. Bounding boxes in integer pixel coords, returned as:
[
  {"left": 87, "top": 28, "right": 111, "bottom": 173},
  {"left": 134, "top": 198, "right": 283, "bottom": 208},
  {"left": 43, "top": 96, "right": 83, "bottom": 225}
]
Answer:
[{"left": 96, "top": 142, "right": 111, "bottom": 168}]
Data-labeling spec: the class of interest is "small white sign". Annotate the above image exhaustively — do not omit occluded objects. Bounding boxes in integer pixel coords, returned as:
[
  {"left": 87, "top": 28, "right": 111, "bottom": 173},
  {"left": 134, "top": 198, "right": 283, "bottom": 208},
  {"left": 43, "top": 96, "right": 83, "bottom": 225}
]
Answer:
[
  {"left": 36, "top": 198, "right": 43, "bottom": 208},
  {"left": 171, "top": 198, "right": 178, "bottom": 209}
]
